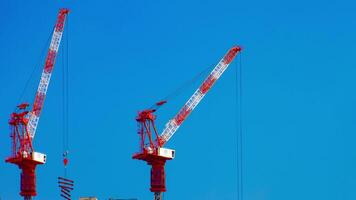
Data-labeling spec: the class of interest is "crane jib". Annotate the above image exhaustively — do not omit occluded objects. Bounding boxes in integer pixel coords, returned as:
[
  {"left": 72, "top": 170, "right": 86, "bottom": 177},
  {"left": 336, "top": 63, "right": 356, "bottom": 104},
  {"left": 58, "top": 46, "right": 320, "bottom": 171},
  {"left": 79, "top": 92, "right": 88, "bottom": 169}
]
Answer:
[
  {"left": 159, "top": 46, "right": 241, "bottom": 145},
  {"left": 27, "top": 9, "right": 69, "bottom": 139}
]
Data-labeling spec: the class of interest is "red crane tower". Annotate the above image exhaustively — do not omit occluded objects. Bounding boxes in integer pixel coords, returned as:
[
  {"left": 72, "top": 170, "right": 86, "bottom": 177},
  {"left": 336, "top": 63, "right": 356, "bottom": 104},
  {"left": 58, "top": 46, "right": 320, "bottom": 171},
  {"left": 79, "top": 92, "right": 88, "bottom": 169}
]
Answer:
[
  {"left": 133, "top": 46, "right": 241, "bottom": 200},
  {"left": 5, "top": 9, "right": 69, "bottom": 200}
]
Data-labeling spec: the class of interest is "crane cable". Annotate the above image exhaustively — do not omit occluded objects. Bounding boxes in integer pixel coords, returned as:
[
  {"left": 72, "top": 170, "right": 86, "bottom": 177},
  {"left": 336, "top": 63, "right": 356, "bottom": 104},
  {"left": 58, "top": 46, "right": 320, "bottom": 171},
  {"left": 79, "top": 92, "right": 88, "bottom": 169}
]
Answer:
[
  {"left": 159, "top": 50, "right": 236, "bottom": 106},
  {"left": 162, "top": 65, "right": 211, "bottom": 101},
  {"left": 61, "top": 15, "right": 70, "bottom": 175},
  {"left": 151, "top": 64, "right": 213, "bottom": 112},
  {"left": 59, "top": 15, "right": 74, "bottom": 200},
  {"left": 15, "top": 28, "right": 53, "bottom": 111},
  {"left": 235, "top": 52, "right": 244, "bottom": 200}
]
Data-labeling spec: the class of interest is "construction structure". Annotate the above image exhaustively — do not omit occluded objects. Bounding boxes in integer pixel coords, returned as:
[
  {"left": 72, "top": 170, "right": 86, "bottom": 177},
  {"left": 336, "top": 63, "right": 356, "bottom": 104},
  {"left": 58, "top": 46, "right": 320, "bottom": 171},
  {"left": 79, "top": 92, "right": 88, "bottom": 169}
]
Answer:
[
  {"left": 5, "top": 9, "right": 69, "bottom": 200},
  {"left": 58, "top": 176, "right": 74, "bottom": 200},
  {"left": 133, "top": 46, "right": 241, "bottom": 200}
]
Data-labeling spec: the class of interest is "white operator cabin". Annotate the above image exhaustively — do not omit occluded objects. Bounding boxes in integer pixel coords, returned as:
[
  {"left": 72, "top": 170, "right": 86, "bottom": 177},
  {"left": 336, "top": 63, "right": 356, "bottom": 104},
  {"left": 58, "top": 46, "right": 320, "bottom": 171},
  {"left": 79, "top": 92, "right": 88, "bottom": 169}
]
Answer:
[
  {"left": 31, "top": 152, "right": 46, "bottom": 164},
  {"left": 158, "top": 147, "right": 175, "bottom": 159}
]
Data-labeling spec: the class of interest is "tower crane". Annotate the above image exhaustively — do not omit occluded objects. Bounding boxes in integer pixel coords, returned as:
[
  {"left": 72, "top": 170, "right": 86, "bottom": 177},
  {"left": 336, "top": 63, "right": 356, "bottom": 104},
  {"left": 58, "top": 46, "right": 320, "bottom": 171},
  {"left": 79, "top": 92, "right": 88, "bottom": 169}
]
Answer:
[
  {"left": 133, "top": 46, "right": 241, "bottom": 200},
  {"left": 5, "top": 9, "right": 69, "bottom": 200}
]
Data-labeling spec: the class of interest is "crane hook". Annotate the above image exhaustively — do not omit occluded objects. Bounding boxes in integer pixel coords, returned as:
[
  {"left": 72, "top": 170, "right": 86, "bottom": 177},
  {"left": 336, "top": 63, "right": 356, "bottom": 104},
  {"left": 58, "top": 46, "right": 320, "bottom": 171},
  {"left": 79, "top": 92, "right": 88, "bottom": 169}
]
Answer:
[{"left": 63, "top": 150, "right": 69, "bottom": 167}]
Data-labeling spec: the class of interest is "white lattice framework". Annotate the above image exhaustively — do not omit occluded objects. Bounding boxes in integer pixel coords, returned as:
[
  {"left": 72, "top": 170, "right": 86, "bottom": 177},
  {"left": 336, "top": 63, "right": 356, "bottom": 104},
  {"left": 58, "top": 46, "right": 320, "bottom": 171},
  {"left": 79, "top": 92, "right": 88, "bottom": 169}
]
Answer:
[
  {"left": 159, "top": 46, "right": 241, "bottom": 145},
  {"left": 27, "top": 9, "right": 69, "bottom": 138}
]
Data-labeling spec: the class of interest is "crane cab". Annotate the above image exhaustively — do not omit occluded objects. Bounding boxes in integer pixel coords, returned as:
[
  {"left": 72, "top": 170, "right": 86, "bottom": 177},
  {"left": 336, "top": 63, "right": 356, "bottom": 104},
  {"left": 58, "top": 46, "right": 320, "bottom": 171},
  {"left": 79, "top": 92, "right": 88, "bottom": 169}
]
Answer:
[
  {"left": 31, "top": 152, "right": 46, "bottom": 164},
  {"left": 157, "top": 147, "right": 175, "bottom": 159}
]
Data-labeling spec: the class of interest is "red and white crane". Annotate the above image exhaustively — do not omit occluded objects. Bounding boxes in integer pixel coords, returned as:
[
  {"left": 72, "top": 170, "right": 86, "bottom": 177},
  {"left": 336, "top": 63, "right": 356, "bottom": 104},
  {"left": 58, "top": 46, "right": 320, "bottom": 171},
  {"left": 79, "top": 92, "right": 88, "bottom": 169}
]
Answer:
[
  {"left": 5, "top": 9, "right": 69, "bottom": 200},
  {"left": 133, "top": 46, "right": 241, "bottom": 200}
]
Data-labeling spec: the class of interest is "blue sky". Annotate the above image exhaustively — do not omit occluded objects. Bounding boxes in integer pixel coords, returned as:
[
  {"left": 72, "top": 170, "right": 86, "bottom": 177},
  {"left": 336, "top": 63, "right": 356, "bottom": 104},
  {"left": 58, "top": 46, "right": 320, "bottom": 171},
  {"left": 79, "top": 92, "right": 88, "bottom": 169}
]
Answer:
[{"left": 1, "top": 0, "right": 356, "bottom": 199}]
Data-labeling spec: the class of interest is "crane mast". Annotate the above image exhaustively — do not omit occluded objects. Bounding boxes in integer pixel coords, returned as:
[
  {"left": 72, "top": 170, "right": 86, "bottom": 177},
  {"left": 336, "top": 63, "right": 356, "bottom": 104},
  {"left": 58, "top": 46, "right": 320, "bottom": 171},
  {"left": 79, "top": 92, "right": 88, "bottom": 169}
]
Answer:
[
  {"left": 5, "top": 9, "right": 69, "bottom": 200},
  {"left": 133, "top": 46, "right": 241, "bottom": 200}
]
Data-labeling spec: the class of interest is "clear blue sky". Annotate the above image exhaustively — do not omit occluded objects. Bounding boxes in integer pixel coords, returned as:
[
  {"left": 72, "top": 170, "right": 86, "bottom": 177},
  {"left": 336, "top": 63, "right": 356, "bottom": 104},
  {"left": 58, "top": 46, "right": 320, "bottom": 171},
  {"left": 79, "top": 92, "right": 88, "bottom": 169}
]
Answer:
[{"left": 1, "top": 0, "right": 356, "bottom": 199}]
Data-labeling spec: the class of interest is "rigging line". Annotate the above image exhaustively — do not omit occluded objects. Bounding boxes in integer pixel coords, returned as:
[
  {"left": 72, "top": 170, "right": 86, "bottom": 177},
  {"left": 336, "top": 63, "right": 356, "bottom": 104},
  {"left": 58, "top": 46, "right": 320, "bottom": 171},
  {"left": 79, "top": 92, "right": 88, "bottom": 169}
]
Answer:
[
  {"left": 62, "top": 30, "right": 66, "bottom": 154},
  {"left": 64, "top": 15, "right": 70, "bottom": 177},
  {"left": 235, "top": 52, "right": 244, "bottom": 200},
  {"left": 60, "top": 15, "right": 69, "bottom": 176},
  {"left": 235, "top": 54, "right": 240, "bottom": 200},
  {"left": 16, "top": 27, "right": 54, "bottom": 110},
  {"left": 238, "top": 52, "right": 244, "bottom": 200},
  {"left": 160, "top": 64, "right": 212, "bottom": 102},
  {"left": 65, "top": 14, "right": 70, "bottom": 152},
  {"left": 61, "top": 29, "right": 67, "bottom": 176},
  {"left": 66, "top": 15, "right": 70, "bottom": 176}
]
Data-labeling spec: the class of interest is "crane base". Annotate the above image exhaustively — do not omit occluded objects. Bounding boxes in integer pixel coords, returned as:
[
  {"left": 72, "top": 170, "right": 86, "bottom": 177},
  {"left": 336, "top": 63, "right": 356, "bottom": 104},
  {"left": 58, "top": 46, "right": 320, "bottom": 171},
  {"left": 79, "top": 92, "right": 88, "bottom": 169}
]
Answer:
[
  {"left": 6, "top": 154, "right": 44, "bottom": 197},
  {"left": 133, "top": 152, "right": 173, "bottom": 193}
]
